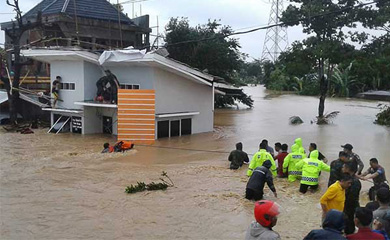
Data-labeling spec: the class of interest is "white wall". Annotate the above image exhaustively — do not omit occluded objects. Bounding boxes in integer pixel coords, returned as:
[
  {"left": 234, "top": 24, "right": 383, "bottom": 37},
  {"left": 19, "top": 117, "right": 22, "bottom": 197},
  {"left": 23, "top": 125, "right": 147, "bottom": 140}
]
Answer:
[
  {"left": 84, "top": 61, "right": 104, "bottom": 101},
  {"left": 50, "top": 60, "right": 85, "bottom": 110},
  {"left": 83, "top": 107, "right": 102, "bottom": 134},
  {"left": 154, "top": 68, "right": 214, "bottom": 134},
  {"left": 82, "top": 107, "right": 118, "bottom": 135},
  {"left": 101, "top": 108, "right": 118, "bottom": 135},
  {"left": 106, "top": 65, "right": 154, "bottom": 89}
]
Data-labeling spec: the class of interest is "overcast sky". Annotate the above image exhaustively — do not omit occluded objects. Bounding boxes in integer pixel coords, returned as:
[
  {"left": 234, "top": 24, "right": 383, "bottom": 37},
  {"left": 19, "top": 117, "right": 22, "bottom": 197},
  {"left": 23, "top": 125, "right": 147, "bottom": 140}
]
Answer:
[{"left": 0, "top": 0, "right": 385, "bottom": 60}]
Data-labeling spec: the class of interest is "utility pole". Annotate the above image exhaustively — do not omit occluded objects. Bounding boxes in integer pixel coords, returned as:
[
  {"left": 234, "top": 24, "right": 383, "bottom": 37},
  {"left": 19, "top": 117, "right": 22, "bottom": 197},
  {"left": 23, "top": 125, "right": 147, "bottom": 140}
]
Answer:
[{"left": 261, "top": 0, "right": 288, "bottom": 62}]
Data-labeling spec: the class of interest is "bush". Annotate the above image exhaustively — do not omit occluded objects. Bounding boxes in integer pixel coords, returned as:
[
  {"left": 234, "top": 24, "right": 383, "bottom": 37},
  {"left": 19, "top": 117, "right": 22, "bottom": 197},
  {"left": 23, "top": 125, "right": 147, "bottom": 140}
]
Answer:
[
  {"left": 267, "top": 69, "right": 289, "bottom": 91},
  {"left": 375, "top": 105, "right": 390, "bottom": 126},
  {"left": 299, "top": 74, "right": 321, "bottom": 96}
]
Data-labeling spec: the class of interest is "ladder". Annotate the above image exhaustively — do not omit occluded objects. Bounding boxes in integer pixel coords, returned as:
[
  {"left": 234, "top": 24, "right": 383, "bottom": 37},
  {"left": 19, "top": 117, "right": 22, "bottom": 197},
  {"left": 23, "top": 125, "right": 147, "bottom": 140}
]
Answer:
[{"left": 47, "top": 115, "right": 71, "bottom": 134}]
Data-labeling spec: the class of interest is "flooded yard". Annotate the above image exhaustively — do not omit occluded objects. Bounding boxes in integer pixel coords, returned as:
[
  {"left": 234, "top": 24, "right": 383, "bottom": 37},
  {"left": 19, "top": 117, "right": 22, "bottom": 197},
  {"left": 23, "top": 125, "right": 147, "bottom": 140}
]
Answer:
[{"left": 1, "top": 86, "right": 389, "bottom": 239}]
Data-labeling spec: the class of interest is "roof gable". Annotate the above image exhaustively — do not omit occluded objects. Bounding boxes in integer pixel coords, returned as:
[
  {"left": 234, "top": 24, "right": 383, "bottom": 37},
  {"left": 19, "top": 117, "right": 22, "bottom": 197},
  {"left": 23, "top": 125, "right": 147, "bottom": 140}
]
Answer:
[{"left": 23, "top": 0, "right": 134, "bottom": 25}]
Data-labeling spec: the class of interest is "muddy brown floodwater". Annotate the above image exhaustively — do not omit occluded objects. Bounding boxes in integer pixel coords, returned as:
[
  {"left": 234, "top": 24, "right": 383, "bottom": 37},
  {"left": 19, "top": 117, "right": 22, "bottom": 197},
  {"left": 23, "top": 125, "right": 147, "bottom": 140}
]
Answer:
[{"left": 1, "top": 85, "right": 389, "bottom": 239}]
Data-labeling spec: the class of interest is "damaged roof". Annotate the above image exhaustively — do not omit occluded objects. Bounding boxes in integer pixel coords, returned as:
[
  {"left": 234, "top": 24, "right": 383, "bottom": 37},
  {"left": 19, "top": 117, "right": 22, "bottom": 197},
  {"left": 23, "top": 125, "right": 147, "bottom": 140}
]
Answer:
[{"left": 18, "top": 0, "right": 135, "bottom": 25}]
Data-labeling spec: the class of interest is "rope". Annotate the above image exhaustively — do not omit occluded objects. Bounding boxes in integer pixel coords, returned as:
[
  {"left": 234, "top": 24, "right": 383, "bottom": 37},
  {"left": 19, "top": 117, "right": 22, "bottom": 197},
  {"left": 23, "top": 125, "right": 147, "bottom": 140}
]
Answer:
[{"left": 135, "top": 144, "right": 255, "bottom": 156}]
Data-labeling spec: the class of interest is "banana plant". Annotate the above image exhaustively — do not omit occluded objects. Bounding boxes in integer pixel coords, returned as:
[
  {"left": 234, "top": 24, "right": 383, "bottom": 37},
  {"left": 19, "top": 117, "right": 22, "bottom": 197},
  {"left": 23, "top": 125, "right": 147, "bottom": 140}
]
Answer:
[{"left": 331, "top": 62, "right": 358, "bottom": 97}]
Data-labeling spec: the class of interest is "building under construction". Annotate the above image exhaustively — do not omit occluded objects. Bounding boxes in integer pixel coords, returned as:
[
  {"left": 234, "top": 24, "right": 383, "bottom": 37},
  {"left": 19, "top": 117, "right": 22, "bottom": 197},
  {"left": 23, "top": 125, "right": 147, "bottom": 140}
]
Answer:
[{"left": 1, "top": 0, "right": 151, "bottom": 51}]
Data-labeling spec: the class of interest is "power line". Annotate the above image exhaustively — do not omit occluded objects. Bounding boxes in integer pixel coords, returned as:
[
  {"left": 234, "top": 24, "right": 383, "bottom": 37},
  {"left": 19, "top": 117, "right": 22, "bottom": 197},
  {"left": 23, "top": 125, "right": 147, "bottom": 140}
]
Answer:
[{"left": 160, "top": 0, "right": 378, "bottom": 48}]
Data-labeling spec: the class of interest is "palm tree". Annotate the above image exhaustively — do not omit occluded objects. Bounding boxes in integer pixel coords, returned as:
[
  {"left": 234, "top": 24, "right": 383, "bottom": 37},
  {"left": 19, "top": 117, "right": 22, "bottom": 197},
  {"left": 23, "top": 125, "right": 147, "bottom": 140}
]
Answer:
[{"left": 331, "top": 62, "right": 358, "bottom": 97}]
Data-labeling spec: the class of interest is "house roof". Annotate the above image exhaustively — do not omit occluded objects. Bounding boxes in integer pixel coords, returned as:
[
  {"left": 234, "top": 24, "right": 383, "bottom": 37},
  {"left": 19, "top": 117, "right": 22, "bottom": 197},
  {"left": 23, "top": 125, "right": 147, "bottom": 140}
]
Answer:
[
  {"left": 99, "top": 49, "right": 214, "bottom": 86},
  {"left": 21, "top": 0, "right": 135, "bottom": 25},
  {"left": 21, "top": 48, "right": 99, "bottom": 64},
  {"left": 21, "top": 48, "right": 219, "bottom": 87}
]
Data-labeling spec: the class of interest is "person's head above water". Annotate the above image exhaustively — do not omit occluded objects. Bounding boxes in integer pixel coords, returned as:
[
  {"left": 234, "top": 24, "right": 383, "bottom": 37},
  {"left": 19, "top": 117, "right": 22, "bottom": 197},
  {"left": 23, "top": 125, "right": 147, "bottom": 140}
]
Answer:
[
  {"left": 103, "top": 143, "right": 109, "bottom": 149},
  {"left": 281, "top": 144, "right": 288, "bottom": 152},
  {"left": 339, "top": 151, "right": 349, "bottom": 162},
  {"left": 261, "top": 139, "right": 269, "bottom": 147},
  {"left": 370, "top": 158, "right": 380, "bottom": 169},
  {"left": 236, "top": 142, "right": 243, "bottom": 151},
  {"left": 259, "top": 142, "right": 267, "bottom": 150},
  {"left": 309, "top": 143, "right": 317, "bottom": 152},
  {"left": 341, "top": 143, "right": 353, "bottom": 153},
  {"left": 274, "top": 142, "right": 282, "bottom": 151}
]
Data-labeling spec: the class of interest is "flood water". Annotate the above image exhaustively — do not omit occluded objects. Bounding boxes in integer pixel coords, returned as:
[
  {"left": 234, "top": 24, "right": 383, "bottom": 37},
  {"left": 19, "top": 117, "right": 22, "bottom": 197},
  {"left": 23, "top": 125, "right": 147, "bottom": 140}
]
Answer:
[{"left": 1, "top": 85, "right": 389, "bottom": 239}]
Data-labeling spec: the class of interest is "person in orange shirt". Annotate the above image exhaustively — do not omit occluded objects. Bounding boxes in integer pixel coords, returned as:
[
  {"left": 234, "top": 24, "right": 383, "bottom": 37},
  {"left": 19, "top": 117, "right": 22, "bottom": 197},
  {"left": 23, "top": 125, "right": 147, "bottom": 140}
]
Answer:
[{"left": 320, "top": 174, "right": 353, "bottom": 220}]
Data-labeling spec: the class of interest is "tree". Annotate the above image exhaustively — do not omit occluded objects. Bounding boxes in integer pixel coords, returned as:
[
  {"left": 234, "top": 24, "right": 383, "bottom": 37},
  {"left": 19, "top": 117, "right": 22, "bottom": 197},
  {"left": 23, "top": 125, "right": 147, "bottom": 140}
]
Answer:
[
  {"left": 164, "top": 17, "right": 243, "bottom": 82},
  {"left": 1, "top": 0, "right": 42, "bottom": 124},
  {"left": 281, "top": 0, "right": 360, "bottom": 118},
  {"left": 164, "top": 17, "right": 253, "bottom": 108}
]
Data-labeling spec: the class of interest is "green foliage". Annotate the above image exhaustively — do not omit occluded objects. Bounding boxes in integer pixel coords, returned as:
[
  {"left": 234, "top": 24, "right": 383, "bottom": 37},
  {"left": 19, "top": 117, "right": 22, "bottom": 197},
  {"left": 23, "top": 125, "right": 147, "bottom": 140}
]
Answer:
[
  {"left": 164, "top": 17, "right": 242, "bottom": 82},
  {"left": 125, "top": 171, "right": 174, "bottom": 194},
  {"left": 331, "top": 62, "right": 358, "bottom": 97},
  {"left": 125, "top": 182, "right": 146, "bottom": 194},
  {"left": 375, "top": 105, "right": 390, "bottom": 127},
  {"left": 299, "top": 74, "right": 321, "bottom": 96},
  {"left": 214, "top": 92, "right": 253, "bottom": 109},
  {"left": 267, "top": 68, "right": 289, "bottom": 91},
  {"left": 262, "top": 0, "right": 389, "bottom": 103}
]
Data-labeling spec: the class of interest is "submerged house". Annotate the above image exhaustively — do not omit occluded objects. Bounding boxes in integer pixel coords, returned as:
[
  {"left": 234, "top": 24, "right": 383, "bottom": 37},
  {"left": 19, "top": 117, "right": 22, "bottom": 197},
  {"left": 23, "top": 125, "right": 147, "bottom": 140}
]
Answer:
[{"left": 21, "top": 49, "right": 215, "bottom": 144}]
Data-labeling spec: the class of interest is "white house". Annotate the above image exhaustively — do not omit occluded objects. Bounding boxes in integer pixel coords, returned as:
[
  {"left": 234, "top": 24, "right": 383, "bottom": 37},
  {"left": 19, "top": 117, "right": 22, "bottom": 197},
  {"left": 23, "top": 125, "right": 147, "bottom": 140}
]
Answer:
[{"left": 21, "top": 48, "right": 215, "bottom": 144}]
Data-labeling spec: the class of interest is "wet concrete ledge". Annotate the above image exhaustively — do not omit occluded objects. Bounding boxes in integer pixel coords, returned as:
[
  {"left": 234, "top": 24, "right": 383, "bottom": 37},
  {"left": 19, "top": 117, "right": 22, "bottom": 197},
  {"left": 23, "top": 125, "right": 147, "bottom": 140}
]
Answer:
[{"left": 356, "top": 91, "right": 390, "bottom": 101}]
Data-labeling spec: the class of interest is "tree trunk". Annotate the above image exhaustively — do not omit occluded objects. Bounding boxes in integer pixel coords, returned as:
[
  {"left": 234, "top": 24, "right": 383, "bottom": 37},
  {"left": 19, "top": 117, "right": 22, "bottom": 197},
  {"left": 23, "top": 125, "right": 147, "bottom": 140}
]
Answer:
[{"left": 318, "top": 58, "right": 327, "bottom": 118}]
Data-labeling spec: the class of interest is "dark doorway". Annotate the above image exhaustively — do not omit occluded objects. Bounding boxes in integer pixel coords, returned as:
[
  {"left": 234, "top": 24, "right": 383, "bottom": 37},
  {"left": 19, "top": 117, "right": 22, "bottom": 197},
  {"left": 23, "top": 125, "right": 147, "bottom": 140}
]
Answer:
[
  {"left": 157, "top": 120, "right": 169, "bottom": 138},
  {"left": 170, "top": 120, "right": 180, "bottom": 137},
  {"left": 103, "top": 116, "right": 113, "bottom": 134},
  {"left": 181, "top": 118, "right": 192, "bottom": 135}
]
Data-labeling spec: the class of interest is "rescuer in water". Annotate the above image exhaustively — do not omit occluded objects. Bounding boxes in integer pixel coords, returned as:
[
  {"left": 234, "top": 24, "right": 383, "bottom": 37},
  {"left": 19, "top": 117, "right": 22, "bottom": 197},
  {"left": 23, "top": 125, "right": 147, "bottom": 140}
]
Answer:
[
  {"left": 283, "top": 144, "right": 306, "bottom": 182},
  {"left": 296, "top": 150, "right": 330, "bottom": 194},
  {"left": 248, "top": 142, "right": 277, "bottom": 177}
]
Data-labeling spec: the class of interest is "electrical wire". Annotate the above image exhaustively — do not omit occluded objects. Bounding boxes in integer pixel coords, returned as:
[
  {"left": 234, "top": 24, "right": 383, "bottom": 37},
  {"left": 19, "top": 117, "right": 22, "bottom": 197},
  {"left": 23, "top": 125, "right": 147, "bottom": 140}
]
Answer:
[{"left": 158, "top": 0, "right": 378, "bottom": 48}]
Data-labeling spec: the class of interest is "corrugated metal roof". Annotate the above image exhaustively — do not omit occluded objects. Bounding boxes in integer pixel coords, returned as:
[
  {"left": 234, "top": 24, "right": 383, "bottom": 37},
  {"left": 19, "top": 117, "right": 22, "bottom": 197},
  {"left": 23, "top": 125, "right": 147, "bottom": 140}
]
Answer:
[{"left": 23, "top": 0, "right": 135, "bottom": 25}]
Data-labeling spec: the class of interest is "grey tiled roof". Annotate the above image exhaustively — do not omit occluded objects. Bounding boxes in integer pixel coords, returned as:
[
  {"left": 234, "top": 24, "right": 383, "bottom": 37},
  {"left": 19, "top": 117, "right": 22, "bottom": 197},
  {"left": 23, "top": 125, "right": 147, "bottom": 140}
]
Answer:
[{"left": 23, "top": 0, "right": 135, "bottom": 25}]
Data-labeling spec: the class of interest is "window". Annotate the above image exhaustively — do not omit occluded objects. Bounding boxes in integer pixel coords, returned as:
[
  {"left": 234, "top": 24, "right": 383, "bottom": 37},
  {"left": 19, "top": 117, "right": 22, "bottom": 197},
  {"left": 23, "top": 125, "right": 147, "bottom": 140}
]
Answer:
[
  {"left": 60, "top": 82, "right": 76, "bottom": 90},
  {"left": 120, "top": 84, "right": 140, "bottom": 90}
]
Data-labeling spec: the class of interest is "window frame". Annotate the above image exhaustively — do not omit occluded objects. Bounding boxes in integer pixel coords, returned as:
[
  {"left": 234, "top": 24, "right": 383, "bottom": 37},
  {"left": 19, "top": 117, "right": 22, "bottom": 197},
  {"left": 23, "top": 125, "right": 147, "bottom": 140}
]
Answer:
[
  {"left": 119, "top": 84, "right": 140, "bottom": 90},
  {"left": 59, "top": 82, "right": 76, "bottom": 91}
]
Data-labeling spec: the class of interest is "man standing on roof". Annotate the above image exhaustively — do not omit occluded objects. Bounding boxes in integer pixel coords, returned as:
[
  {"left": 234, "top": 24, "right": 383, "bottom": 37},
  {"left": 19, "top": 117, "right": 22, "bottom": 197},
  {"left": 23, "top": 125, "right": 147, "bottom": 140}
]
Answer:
[
  {"left": 342, "top": 143, "right": 364, "bottom": 175},
  {"left": 248, "top": 142, "right": 277, "bottom": 177}
]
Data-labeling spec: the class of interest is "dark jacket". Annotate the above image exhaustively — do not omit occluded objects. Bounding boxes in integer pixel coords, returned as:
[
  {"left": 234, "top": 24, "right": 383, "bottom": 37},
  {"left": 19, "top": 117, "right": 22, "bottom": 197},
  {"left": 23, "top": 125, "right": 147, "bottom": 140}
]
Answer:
[
  {"left": 228, "top": 149, "right": 249, "bottom": 169},
  {"left": 246, "top": 166, "right": 276, "bottom": 193},
  {"left": 328, "top": 159, "right": 345, "bottom": 187},
  {"left": 345, "top": 177, "right": 361, "bottom": 212},
  {"left": 304, "top": 210, "right": 346, "bottom": 240}
]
